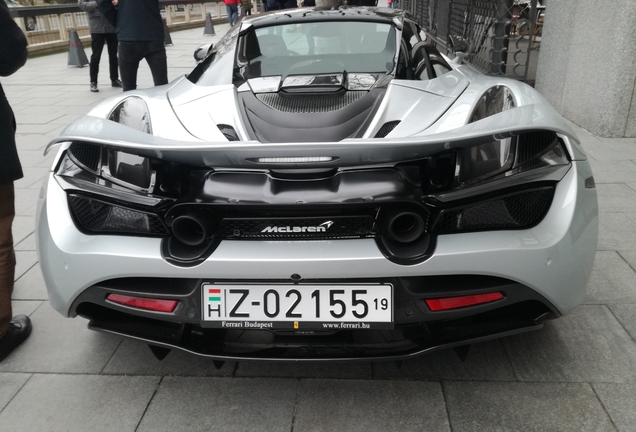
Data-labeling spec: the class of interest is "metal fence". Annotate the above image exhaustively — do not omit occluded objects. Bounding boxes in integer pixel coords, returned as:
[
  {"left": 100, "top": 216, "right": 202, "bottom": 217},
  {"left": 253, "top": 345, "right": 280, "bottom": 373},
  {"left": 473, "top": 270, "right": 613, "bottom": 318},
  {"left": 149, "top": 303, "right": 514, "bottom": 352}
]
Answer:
[
  {"left": 402, "top": 0, "right": 544, "bottom": 84},
  {"left": 8, "top": 0, "right": 242, "bottom": 55}
]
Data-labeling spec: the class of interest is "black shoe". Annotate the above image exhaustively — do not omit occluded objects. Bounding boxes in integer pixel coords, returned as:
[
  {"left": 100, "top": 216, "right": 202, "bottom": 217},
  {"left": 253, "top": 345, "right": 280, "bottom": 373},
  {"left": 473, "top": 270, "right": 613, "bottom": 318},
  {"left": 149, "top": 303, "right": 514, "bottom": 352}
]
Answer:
[
  {"left": 90, "top": 82, "right": 99, "bottom": 92},
  {"left": 111, "top": 79, "right": 122, "bottom": 88},
  {"left": 0, "top": 315, "right": 32, "bottom": 363}
]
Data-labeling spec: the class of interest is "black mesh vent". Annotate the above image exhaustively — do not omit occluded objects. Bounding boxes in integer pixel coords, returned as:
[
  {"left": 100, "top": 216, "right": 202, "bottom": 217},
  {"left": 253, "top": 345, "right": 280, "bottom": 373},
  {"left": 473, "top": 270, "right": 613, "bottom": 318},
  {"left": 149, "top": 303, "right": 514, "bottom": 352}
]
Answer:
[
  {"left": 68, "top": 142, "right": 101, "bottom": 172},
  {"left": 219, "top": 216, "right": 376, "bottom": 239},
  {"left": 374, "top": 121, "right": 401, "bottom": 138},
  {"left": 217, "top": 124, "right": 240, "bottom": 141},
  {"left": 515, "top": 131, "right": 559, "bottom": 166},
  {"left": 256, "top": 91, "right": 367, "bottom": 113},
  {"left": 431, "top": 187, "right": 555, "bottom": 233},
  {"left": 69, "top": 195, "right": 168, "bottom": 236}
]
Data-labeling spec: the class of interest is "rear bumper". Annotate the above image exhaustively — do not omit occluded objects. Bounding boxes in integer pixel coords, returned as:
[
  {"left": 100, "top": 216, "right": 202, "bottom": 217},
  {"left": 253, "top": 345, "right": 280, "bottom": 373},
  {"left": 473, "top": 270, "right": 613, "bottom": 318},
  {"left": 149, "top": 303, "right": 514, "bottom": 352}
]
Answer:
[{"left": 74, "top": 275, "right": 553, "bottom": 361}]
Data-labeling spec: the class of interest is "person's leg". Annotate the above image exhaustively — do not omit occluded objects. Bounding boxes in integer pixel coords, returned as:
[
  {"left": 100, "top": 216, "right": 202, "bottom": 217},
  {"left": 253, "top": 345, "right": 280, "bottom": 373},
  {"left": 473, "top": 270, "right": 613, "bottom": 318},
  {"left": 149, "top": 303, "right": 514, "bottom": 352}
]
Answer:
[
  {"left": 225, "top": 4, "right": 234, "bottom": 26},
  {"left": 105, "top": 33, "right": 120, "bottom": 84},
  {"left": 0, "top": 183, "right": 15, "bottom": 339},
  {"left": 89, "top": 33, "right": 106, "bottom": 85},
  {"left": 118, "top": 41, "right": 142, "bottom": 91},
  {"left": 144, "top": 41, "right": 169, "bottom": 87},
  {"left": 231, "top": 4, "right": 238, "bottom": 26}
]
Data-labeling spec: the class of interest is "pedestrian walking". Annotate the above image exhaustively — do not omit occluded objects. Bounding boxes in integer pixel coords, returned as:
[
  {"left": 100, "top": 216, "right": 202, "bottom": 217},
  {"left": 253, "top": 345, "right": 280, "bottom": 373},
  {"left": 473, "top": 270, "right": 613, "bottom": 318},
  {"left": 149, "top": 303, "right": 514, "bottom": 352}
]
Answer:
[
  {"left": 78, "top": 0, "right": 121, "bottom": 92},
  {"left": 98, "top": 0, "right": 168, "bottom": 91},
  {"left": 240, "top": 0, "right": 252, "bottom": 16},
  {"left": 0, "top": 0, "right": 32, "bottom": 363},
  {"left": 223, "top": 0, "right": 239, "bottom": 26}
]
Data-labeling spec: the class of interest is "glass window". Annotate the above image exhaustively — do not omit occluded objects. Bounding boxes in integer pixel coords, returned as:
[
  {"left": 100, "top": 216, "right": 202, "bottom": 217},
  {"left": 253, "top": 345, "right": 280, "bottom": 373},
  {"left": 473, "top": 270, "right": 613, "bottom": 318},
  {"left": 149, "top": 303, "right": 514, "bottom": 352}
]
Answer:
[{"left": 244, "top": 21, "right": 396, "bottom": 78}]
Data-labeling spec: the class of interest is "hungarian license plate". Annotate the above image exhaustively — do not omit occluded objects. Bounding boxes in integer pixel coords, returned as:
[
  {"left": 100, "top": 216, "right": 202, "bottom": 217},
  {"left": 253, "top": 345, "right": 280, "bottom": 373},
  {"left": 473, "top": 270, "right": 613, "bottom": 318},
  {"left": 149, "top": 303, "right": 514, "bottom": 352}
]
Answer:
[{"left": 201, "top": 283, "right": 393, "bottom": 330}]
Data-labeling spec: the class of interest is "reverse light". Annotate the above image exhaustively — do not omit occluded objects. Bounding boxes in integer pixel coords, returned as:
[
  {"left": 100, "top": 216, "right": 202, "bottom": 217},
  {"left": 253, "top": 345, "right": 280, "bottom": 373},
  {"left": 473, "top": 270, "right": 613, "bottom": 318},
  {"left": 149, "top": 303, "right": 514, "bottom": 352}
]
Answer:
[
  {"left": 107, "top": 294, "right": 178, "bottom": 313},
  {"left": 425, "top": 292, "right": 504, "bottom": 311}
]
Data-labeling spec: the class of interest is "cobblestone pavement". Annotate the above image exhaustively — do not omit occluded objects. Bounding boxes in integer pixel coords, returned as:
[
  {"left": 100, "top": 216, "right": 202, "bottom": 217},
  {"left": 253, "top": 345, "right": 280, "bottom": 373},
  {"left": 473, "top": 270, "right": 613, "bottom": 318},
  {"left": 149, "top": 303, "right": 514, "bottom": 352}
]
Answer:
[{"left": 1, "top": 21, "right": 636, "bottom": 432}]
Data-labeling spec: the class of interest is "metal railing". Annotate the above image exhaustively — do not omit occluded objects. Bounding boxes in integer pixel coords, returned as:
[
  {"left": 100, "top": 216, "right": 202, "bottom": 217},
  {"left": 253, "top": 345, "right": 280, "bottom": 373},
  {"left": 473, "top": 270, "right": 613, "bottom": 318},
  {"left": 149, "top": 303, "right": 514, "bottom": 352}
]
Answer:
[
  {"left": 8, "top": 0, "right": 243, "bottom": 55},
  {"left": 402, "top": 0, "right": 544, "bottom": 84}
]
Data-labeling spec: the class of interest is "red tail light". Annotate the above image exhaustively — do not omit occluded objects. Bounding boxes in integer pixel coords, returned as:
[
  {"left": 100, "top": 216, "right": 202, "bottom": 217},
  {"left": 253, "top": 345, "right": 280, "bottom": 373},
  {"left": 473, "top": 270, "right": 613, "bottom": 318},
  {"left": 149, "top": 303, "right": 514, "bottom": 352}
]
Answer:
[
  {"left": 425, "top": 292, "right": 504, "bottom": 312},
  {"left": 107, "top": 294, "right": 178, "bottom": 313}
]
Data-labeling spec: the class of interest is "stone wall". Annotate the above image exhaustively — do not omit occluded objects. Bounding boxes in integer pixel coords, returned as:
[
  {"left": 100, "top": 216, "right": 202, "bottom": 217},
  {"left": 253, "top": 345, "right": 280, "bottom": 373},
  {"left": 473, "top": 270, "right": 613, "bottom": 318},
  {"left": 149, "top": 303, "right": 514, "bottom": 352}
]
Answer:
[{"left": 535, "top": 0, "right": 636, "bottom": 137}]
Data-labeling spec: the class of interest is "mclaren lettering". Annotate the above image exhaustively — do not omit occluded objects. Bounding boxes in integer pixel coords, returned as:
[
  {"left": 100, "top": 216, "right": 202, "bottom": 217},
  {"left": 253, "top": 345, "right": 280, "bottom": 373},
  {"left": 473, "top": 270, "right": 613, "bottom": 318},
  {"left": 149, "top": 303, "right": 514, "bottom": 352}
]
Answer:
[{"left": 261, "top": 221, "right": 333, "bottom": 234}]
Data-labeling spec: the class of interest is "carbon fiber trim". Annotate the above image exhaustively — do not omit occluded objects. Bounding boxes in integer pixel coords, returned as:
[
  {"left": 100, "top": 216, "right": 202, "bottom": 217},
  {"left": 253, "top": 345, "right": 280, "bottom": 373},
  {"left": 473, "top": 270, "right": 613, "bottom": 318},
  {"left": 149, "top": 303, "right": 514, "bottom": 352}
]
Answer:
[{"left": 219, "top": 215, "right": 377, "bottom": 239}]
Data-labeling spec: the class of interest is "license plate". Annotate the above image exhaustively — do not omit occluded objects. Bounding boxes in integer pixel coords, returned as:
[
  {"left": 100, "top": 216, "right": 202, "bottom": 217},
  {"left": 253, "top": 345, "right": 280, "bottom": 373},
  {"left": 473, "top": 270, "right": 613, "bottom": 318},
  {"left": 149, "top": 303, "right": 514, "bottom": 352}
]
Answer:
[{"left": 201, "top": 283, "right": 393, "bottom": 330}]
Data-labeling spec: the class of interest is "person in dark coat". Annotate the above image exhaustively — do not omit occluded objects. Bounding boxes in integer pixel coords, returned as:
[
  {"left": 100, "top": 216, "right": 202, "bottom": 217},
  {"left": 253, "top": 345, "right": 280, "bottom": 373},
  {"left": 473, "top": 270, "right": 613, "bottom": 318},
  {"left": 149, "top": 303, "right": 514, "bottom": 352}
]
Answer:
[
  {"left": 98, "top": 0, "right": 168, "bottom": 91},
  {"left": 78, "top": 0, "right": 121, "bottom": 92},
  {"left": 240, "top": 0, "right": 252, "bottom": 16},
  {"left": 0, "top": 0, "right": 32, "bottom": 363}
]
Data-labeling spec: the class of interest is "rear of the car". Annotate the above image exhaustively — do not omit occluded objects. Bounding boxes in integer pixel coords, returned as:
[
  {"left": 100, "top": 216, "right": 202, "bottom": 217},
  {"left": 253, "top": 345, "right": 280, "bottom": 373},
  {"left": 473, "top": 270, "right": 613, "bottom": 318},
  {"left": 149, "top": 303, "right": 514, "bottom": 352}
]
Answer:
[{"left": 36, "top": 8, "right": 598, "bottom": 361}]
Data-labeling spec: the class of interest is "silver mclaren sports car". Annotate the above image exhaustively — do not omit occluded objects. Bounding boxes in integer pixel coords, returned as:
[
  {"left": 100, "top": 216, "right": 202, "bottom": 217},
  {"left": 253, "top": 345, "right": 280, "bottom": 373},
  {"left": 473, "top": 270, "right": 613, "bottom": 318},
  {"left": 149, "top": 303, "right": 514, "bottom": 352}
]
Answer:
[{"left": 36, "top": 7, "right": 598, "bottom": 361}]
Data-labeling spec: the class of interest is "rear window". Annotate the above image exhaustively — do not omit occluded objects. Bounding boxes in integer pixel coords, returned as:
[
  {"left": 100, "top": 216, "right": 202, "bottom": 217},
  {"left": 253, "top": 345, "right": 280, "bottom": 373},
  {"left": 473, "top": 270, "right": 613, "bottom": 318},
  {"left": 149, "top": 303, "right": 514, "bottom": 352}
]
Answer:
[{"left": 248, "top": 21, "right": 396, "bottom": 78}]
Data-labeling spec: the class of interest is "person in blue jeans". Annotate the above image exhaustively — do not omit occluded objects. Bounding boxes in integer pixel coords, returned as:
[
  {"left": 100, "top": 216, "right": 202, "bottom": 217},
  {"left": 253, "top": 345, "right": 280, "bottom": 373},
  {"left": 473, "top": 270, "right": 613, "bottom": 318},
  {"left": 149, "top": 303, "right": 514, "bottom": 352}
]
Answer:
[
  {"left": 223, "top": 0, "right": 238, "bottom": 27},
  {"left": 98, "top": 0, "right": 168, "bottom": 91}
]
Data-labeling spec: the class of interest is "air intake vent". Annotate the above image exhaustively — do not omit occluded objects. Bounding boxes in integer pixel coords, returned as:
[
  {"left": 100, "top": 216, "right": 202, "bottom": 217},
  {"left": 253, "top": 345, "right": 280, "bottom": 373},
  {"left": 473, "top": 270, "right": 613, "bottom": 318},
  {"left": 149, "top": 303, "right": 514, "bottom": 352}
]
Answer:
[
  {"left": 515, "top": 131, "right": 559, "bottom": 166},
  {"left": 256, "top": 91, "right": 367, "bottom": 113},
  {"left": 217, "top": 124, "right": 240, "bottom": 141},
  {"left": 68, "top": 142, "right": 101, "bottom": 172},
  {"left": 69, "top": 195, "right": 168, "bottom": 236},
  {"left": 374, "top": 121, "right": 401, "bottom": 138},
  {"left": 431, "top": 187, "right": 555, "bottom": 233}
]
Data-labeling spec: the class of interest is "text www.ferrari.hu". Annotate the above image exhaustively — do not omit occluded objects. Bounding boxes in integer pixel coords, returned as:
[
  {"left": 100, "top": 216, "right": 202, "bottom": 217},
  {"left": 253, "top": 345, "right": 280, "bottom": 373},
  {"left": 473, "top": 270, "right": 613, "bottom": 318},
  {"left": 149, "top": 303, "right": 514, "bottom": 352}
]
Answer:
[{"left": 323, "top": 323, "right": 371, "bottom": 329}]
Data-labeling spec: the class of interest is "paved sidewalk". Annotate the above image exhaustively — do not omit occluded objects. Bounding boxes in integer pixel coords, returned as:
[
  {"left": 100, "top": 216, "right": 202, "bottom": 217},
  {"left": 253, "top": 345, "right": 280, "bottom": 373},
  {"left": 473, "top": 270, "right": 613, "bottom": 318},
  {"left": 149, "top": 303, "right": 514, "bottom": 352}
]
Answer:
[{"left": 1, "top": 24, "right": 636, "bottom": 432}]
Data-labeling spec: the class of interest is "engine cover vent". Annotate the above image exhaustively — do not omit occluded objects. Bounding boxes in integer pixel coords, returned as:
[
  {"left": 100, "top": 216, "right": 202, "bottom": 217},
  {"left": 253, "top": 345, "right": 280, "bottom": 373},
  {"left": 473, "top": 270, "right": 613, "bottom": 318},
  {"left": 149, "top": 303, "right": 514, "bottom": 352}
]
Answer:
[
  {"left": 374, "top": 121, "right": 401, "bottom": 138},
  {"left": 256, "top": 91, "right": 367, "bottom": 113},
  {"left": 217, "top": 124, "right": 240, "bottom": 141}
]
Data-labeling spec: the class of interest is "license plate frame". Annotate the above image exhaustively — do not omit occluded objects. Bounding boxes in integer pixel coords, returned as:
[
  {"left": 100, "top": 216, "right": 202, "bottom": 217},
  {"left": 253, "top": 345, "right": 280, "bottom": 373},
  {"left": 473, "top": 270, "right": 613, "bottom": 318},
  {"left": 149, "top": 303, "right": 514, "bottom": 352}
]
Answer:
[{"left": 201, "top": 283, "right": 393, "bottom": 330}]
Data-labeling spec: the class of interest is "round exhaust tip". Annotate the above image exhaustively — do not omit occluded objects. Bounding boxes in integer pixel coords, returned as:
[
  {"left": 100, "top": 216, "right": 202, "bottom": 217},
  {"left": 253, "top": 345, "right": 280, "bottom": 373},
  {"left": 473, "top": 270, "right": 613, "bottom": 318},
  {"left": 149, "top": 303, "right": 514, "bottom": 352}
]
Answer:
[
  {"left": 172, "top": 214, "right": 209, "bottom": 246},
  {"left": 388, "top": 212, "right": 425, "bottom": 243}
]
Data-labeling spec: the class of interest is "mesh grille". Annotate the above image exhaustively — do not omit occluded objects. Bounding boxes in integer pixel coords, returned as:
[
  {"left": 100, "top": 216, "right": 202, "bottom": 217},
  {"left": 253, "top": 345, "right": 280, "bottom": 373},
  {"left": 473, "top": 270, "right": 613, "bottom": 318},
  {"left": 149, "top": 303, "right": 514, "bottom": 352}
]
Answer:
[
  {"left": 431, "top": 187, "right": 554, "bottom": 233},
  {"left": 374, "top": 121, "right": 401, "bottom": 138},
  {"left": 219, "top": 216, "right": 376, "bottom": 239},
  {"left": 217, "top": 124, "right": 240, "bottom": 141},
  {"left": 515, "top": 131, "right": 559, "bottom": 166},
  {"left": 69, "top": 195, "right": 168, "bottom": 236},
  {"left": 69, "top": 142, "right": 101, "bottom": 172},
  {"left": 256, "top": 91, "right": 367, "bottom": 113}
]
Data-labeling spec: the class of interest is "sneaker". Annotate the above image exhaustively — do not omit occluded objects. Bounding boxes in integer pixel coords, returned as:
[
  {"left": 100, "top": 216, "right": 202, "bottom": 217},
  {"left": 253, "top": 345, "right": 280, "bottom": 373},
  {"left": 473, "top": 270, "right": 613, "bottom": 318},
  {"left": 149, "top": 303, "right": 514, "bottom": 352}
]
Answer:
[
  {"left": 111, "top": 79, "right": 122, "bottom": 88},
  {"left": 0, "top": 315, "right": 32, "bottom": 363},
  {"left": 90, "top": 82, "right": 98, "bottom": 92}
]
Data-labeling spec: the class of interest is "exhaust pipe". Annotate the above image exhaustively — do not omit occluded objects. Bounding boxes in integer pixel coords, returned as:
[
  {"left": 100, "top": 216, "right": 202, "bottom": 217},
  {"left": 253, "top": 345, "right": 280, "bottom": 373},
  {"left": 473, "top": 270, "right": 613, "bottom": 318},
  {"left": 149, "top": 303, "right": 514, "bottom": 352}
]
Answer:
[
  {"left": 387, "top": 211, "right": 425, "bottom": 243},
  {"left": 171, "top": 213, "right": 214, "bottom": 246}
]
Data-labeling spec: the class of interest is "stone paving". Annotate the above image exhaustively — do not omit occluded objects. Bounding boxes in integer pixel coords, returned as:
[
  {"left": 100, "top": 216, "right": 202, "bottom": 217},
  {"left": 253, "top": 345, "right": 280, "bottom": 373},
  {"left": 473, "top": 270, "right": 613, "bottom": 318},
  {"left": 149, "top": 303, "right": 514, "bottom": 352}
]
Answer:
[{"left": 1, "top": 22, "right": 636, "bottom": 432}]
